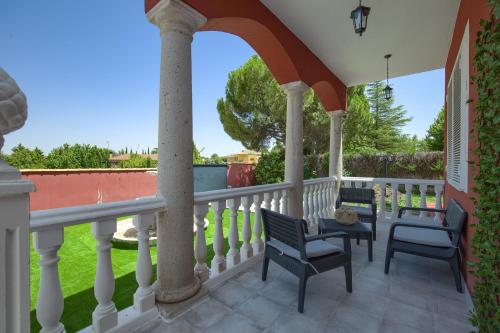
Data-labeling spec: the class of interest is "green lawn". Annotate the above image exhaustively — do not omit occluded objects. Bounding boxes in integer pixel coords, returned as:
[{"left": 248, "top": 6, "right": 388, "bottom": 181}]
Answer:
[{"left": 30, "top": 210, "right": 255, "bottom": 333}]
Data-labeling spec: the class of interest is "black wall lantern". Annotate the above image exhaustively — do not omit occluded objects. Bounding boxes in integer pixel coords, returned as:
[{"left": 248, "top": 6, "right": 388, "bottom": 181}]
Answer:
[
  {"left": 384, "top": 54, "right": 393, "bottom": 100},
  {"left": 350, "top": 0, "right": 371, "bottom": 36}
]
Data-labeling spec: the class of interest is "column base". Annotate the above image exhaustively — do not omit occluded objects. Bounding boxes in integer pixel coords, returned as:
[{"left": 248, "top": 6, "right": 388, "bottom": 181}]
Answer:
[
  {"left": 157, "top": 285, "right": 209, "bottom": 322},
  {"left": 154, "top": 275, "right": 201, "bottom": 304}
]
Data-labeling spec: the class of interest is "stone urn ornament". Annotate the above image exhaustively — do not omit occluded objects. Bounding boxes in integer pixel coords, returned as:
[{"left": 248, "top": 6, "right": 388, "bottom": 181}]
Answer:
[
  {"left": 0, "top": 67, "right": 27, "bottom": 150},
  {"left": 334, "top": 207, "right": 358, "bottom": 225},
  {"left": 0, "top": 67, "right": 28, "bottom": 179}
]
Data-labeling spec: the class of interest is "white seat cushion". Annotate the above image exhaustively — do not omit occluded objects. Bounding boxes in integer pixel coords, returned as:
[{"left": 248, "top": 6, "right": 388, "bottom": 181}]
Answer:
[
  {"left": 267, "top": 239, "right": 342, "bottom": 260},
  {"left": 394, "top": 226, "right": 452, "bottom": 248}
]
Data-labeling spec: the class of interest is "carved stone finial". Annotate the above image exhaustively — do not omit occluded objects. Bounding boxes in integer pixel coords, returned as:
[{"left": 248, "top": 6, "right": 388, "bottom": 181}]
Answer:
[{"left": 0, "top": 67, "right": 28, "bottom": 150}]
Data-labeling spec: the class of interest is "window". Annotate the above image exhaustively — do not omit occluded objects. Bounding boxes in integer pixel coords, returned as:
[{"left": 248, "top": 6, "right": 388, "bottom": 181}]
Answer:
[{"left": 446, "top": 22, "right": 469, "bottom": 192}]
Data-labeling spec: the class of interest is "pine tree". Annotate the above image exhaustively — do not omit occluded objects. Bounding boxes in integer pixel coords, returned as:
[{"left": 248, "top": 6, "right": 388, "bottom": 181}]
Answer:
[{"left": 367, "top": 81, "right": 412, "bottom": 152}]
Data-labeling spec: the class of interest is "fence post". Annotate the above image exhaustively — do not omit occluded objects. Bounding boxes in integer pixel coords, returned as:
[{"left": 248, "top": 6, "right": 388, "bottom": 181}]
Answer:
[{"left": 0, "top": 161, "right": 35, "bottom": 333}]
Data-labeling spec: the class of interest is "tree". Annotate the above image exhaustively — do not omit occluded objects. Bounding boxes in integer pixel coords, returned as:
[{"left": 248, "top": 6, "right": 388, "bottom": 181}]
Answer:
[
  {"left": 45, "top": 144, "right": 110, "bottom": 169},
  {"left": 423, "top": 106, "right": 445, "bottom": 151},
  {"left": 193, "top": 143, "right": 204, "bottom": 164},
  {"left": 204, "top": 153, "right": 225, "bottom": 164},
  {"left": 342, "top": 85, "right": 376, "bottom": 154},
  {"left": 367, "top": 81, "right": 412, "bottom": 152},
  {"left": 120, "top": 154, "right": 156, "bottom": 168},
  {"left": 3, "top": 144, "right": 46, "bottom": 169},
  {"left": 217, "top": 55, "right": 330, "bottom": 153}
]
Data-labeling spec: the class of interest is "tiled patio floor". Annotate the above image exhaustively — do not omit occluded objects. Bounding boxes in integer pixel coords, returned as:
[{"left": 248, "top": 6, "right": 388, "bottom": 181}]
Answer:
[{"left": 141, "top": 222, "right": 475, "bottom": 333}]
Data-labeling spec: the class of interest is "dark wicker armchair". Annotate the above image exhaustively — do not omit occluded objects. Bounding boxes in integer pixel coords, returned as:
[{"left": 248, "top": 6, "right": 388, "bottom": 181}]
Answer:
[
  {"left": 335, "top": 187, "right": 377, "bottom": 240},
  {"left": 261, "top": 209, "right": 352, "bottom": 313},
  {"left": 384, "top": 199, "right": 467, "bottom": 292}
]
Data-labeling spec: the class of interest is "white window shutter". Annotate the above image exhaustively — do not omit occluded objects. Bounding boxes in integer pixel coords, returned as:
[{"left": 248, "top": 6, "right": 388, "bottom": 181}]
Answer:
[{"left": 446, "top": 22, "right": 469, "bottom": 192}]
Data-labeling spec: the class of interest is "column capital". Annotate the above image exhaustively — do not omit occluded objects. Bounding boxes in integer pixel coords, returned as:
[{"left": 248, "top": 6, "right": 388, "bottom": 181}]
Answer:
[
  {"left": 328, "top": 110, "right": 346, "bottom": 118},
  {"left": 147, "top": 0, "right": 207, "bottom": 37},
  {"left": 281, "top": 81, "right": 309, "bottom": 95}
]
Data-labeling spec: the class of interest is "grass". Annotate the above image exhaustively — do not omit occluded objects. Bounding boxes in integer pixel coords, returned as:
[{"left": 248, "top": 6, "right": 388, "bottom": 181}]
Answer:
[
  {"left": 30, "top": 210, "right": 255, "bottom": 333},
  {"left": 30, "top": 193, "right": 437, "bottom": 332}
]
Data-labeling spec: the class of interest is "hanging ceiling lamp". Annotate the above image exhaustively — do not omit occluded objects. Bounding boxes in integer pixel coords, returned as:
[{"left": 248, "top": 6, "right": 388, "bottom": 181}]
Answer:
[
  {"left": 384, "top": 54, "right": 393, "bottom": 100},
  {"left": 350, "top": 0, "right": 371, "bottom": 36}
]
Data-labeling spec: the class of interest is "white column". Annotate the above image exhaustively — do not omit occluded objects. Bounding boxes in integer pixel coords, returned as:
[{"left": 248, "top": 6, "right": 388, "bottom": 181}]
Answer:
[
  {"left": 404, "top": 183, "right": 413, "bottom": 217},
  {"left": 378, "top": 182, "right": 387, "bottom": 221},
  {"left": 194, "top": 203, "right": 209, "bottom": 282},
  {"left": 282, "top": 81, "right": 308, "bottom": 218},
  {"left": 133, "top": 214, "right": 155, "bottom": 313},
  {"left": 91, "top": 220, "right": 118, "bottom": 332},
  {"left": 0, "top": 162, "right": 34, "bottom": 333},
  {"left": 329, "top": 110, "right": 345, "bottom": 192},
  {"left": 147, "top": 0, "right": 206, "bottom": 303},
  {"left": 33, "top": 229, "right": 65, "bottom": 333},
  {"left": 391, "top": 184, "right": 399, "bottom": 221},
  {"left": 303, "top": 186, "right": 310, "bottom": 222},
  {"left": 210, "top": 201, "right": 226, "bottom": 277}
]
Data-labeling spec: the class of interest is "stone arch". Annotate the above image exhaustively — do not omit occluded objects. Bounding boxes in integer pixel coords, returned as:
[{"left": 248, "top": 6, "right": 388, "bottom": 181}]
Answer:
[{"left": 145, "top": 0, "right": 347, "bottom": 111}]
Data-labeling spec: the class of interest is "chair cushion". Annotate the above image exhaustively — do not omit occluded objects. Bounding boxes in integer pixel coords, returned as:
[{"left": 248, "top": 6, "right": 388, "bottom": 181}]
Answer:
[
  {"left": 340, "top": 205, "right": 373, "bottom": 217},
  {"left": 394, "top": 226, "right": 452, "bottom": 248},
  {"left": 267, "top": 239, "right": 342, "bottom": 260}
]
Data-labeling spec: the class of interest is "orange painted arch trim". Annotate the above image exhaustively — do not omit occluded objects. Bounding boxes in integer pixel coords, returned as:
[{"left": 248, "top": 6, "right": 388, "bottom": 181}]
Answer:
[{"left": 145, "top": 0, "right": 347, "bottom": 111}]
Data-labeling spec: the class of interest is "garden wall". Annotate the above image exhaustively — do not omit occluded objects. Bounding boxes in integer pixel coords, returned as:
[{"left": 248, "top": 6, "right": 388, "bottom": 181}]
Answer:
[{"left": 23, "top": 164, "right": 256, "bottom": 211}]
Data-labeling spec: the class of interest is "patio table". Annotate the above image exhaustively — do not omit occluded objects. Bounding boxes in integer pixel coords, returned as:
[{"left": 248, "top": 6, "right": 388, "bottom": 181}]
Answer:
[{"left": 319, "top": 218, "right": 373, "bottom": 261}]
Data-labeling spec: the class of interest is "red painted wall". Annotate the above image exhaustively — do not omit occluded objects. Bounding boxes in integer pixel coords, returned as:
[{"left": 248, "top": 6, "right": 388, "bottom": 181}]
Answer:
[
  {"left": 23, "top": 169, "right": 157, "bottom": 211},
  {"left": 23, "top": 166, "right": 257, "bottom": 211},
  {"left": 444, "top": 0, "right": 491, "bottom": 293},
  {"left": 227, "top": 163, "right": 256, "bottom": 188}
]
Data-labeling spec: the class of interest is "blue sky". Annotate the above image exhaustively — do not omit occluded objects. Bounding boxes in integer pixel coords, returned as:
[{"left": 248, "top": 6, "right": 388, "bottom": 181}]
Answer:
[{"left": 1, "top": 0, "right": 444, "bottom": 156}]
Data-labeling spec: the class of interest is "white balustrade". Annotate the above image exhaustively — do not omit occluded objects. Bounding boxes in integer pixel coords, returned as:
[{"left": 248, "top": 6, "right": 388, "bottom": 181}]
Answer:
[
  {"left": 240, "top": 196, "right": 253, "bottom": 261},
  {"left": 91, "top": 219, "right": 118, "bottom": 332},
  {"left": 133, "top": 213, "right": 155, "bottom": 313},
  {"left": 252, "top": 194, "right": 264, "bottom": 254},
  {"left": 194, "top": 203, "right": 209, "bottom": 282},
  {"left": 210, "top": 200, "right": 226, "bottom": 277},
  {"left": 33, "top": 228, "right": 65, "bottom": 333},
  {"left": 419, "top": 184, "right": 428, "bottom": 219},
  {"left": 341, "top": 177, "right": 445, "bottom": 222},
  {"left": 272, "top": 190, "right": 282, "bottom": 212},
  {"left": 29, "top": 196, "right": 165, "bottom": 333},
  {"left": 303, "top": 177, "right": 337, "bottom": 225}
]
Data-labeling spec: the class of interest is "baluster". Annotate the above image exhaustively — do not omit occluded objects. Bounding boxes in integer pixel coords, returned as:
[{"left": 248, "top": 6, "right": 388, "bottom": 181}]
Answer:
[
  {"left": 226, "top": 198, "right": 241, "bottom": 268},
  {"left": 345, "top": 180, "right": 352, "bottom": 188},
  {"left": 404, "top": 183, "right": 413, "bottom": 217},
  {"left": 419, "top": 184, "right": 428, "bottom": 219},
  {"left": 281, "top": 189, "right": 289, "bottom": 215},
  {"left": 307, "top": 186, "right": 314, "bottom": 224},
  {"left": 91, "top": 219, "right": 118, "bottom": 332},
  {"left": 317, "top": 184, "right": 324, "bottom": 218},
  {"left": 194, "top": 203, "right": 209, "bottom": 281},
  {"left": 133, "top": 213, "right": 155, "bottom": 313},
  {"left": 240, "top": 196, "right": 253, "bottom": 261},
  {"left": 272, "top": 191, "right": 282, "bottom": 212},
  {"left": 303, "top": 186, "right": 310, "bottom": 222},
  {"left": 391, "top": 183, "right": 398, "bottom": 221},
  {"left": 321, "top": 183, "right": 328, "bottom": 217},
  {"left": 34, "top": 228, "right": 65, "bottom": 333},
  {"left": 378, "top": 182, "right": 386, "bottom": 221},
  {"left": 325, "top": 182, "right": 332, "bottom": 217},
  {"left": 211, "top": 201, "right": 226, "bottom": 277},
  {"left": 434, "top": 184, "right": 443, "bottom": 223},
  {"left": 313, "top": 184, "right": 320, "bottom": 224},
  {"left": 366, "top": 181, "right": 373, "bottom": 189},
  {"left": 252, "top": 194, "right": 264, "bottom": 254}
]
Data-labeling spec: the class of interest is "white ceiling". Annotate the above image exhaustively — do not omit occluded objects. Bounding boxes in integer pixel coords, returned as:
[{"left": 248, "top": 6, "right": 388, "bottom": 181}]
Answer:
[{"left": 261, "top": 0, "right": 460, "bottom": 87}]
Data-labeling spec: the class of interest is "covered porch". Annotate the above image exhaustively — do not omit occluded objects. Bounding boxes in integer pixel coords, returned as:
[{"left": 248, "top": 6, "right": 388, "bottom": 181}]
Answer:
[{"left": 0, "top": 0, "right": 480, "bottom": 332}]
